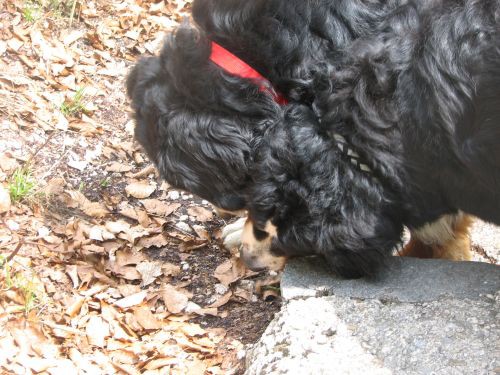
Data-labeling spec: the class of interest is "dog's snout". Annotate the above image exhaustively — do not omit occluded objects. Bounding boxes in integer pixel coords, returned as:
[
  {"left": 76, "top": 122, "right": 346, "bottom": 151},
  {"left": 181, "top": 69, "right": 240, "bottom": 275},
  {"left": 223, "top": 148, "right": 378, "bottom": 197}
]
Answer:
[{"left": 239, "top": 244, "right": 267, "bottom": 272}]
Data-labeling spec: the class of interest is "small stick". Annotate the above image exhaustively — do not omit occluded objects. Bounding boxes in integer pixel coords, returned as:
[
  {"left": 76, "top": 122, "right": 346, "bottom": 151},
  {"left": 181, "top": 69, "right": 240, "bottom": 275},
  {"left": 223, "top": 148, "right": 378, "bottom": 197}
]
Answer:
[
  {"left": 6, "top": 240, "right": 23, "bottom": 262},
  {"left": 69, "top": 0, "right": 78, "bottom": 27}
]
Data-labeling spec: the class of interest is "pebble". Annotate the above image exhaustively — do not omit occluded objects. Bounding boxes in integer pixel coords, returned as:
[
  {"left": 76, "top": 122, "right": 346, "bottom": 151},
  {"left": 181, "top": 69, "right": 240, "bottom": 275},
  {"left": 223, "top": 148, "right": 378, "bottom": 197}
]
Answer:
[
  {"left": 178, "top": 215, "right": 188, "bottom": 221},
  {"left": 6, "top": 220, "right": 19, "bottom": 231},
  {"left": 215, "top": 283, "right": 228, "bottom": 295},
  {"left": 185, "top": 301, "right": 201, "bottom": 313},
  {"left": 175, "top": 222, "right": 191, "bottom": 232},
  {"left": 168, "top": 191, "right": 180, "bottom": 200}
]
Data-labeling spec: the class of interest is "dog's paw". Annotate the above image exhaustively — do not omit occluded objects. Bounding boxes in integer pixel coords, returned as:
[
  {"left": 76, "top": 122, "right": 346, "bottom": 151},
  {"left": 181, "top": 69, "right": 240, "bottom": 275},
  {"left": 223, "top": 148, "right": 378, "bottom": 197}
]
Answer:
[{"left": 221, "top": 217, "right": 246, "bottom": 250}]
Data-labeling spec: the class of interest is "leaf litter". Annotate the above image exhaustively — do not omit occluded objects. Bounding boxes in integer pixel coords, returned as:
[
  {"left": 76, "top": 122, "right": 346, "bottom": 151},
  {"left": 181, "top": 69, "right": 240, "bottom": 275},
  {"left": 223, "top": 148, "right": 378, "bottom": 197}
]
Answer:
[{"left": 0, "top": 1, "right": 281, "bottom": 373}]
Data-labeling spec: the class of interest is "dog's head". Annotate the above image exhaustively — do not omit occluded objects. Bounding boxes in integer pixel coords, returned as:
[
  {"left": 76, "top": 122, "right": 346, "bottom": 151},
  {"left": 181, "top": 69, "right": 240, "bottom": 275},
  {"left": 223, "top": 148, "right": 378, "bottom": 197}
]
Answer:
[
  {"left": 242, "top": 104, "right": 403, "bottom": 278},
  {"left": 127, "top": 24, "right": 282, "bottom": 211}
]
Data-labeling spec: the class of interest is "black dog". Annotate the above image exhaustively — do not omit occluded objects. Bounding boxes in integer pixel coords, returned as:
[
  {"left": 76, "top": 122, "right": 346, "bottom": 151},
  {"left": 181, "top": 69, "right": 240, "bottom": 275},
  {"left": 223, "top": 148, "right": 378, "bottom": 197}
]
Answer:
[
  {"left": 126, "top": 0, "right": 397, "bottom": 211},
  {"left": 128, "top": 0, "right": 500, "bottom": 277}
]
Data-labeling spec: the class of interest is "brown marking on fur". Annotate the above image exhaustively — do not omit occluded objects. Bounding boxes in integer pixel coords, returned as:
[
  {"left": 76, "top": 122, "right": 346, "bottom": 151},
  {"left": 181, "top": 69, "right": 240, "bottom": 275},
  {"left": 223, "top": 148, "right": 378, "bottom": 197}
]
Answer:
[
  {"left": 240, "top": 219, "right": 286, "bottom": 271},
  {"left": 213, "top": 206, "right": 247, "bottom": 219},
  {"left": 402, "top": 214, "right": 474, "bottom": 261}
]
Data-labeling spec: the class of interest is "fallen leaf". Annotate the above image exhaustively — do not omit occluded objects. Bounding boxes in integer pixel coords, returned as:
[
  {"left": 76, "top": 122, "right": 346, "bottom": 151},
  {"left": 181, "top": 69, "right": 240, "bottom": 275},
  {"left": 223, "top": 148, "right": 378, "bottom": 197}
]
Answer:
[
  {"left": 106, "top": 161, "right": 133, "bottom": 173},
  {"left": 89, "top": 225, "right": 115, "bottom": 241},
  {"left": 187, "top": 206, "right": 213, "bottom": 222},
  {"left": 161, "top": 284, "right": 188, "bottom": 314},
  {"left": 133, "top": 306, "right": 162, "bottom": 330},
  {"left": 105, "top": 220, "right": 131, "bottom": 234},
  {"left": 213, "top": 259, "right": 247, "bottom": 287},
  {"left": 66, "top": 296, "right": 85, "bottom": 317},
  {"left": 64, "top": 190, "right": 109, "bottom": 218},
  {"left": 0, "top": 184, "right": 11, "bottom": 213},
  {"left": 208, "top": 292, "right": 233, "bottom": 308},
  {"left": 136, "top": 208, "right": 152, "bottom": 228},
  {"left": 136, "top": 261, "right": 163, "bottom": 287},
  {"left": 85, "top": 315, "right": 110, "bottom": 348},
  {"left": 180, "top": 323, "right": 206, "bottom": 337},
  {"left": 125, "top": 181, "right": 156, "bottom": 198},
  {"left": 141, "top": 199, "right": 180, "bottom": 217},
  {"left": 136, "top": 233, "right": 169, "bottom": 248},
  {"left": 115, "top": 249, "right": 146, "bottom": 267},
  {"left": 0, "top": 153, "right": 18, "bottom": 173},
  {"left": 192, "top": 225, "right": 210, "bottom": 240},
  {"left": 162, "top": 263, "right": 181, "bottom": 277},
  {"left": 114, "top": 291, "right": 148, "bottom": 309}
]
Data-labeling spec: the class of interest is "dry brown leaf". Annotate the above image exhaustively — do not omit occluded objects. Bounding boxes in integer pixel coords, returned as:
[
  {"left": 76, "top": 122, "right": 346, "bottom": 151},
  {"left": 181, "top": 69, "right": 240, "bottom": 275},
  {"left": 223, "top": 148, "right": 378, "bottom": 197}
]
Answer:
[
  {"left": 105, "top": 220, "right": 131, "bottom": 234},
  {"left": 180, "top": 323, "right": 206, "bottom": 337},
  {"left": 208, "top": 292, "right": 232, "bottom": 308},
  {"left": 66, "top": 296, "right": 85, "bottom": 317},
  {"left": 136, "top": 208, "right": 152, "bottom": 228},
  {"left": 192, "top": 225, "right": 210, "bottom": 240},
  {"left": 233, "top": 287, "right": 253, "bottom": 302},
  {"left": 136, "top": 261, "right": 163, "bottom": 287},
  {"left": 89, "top": 225, "right": 115, "bottom": 241},
  {"left": 129, "top": 164, "right": 156, "bottom": 179},
  {"left": 213, "top": 259, "right": 247, "bottom": 287},
  {"left": 65, "top": 265, "right": 79, "bottom": 289},
  {"left": 85, "top": 315, "right": 110, "bottom": 348},
  {"left": 162, "top": 263, "right": 181, "bottom": 277},
  {"left": 141, "top": 199, "right": 180, "bottom": 217},
  {"left": 136, "top": 233, "right": 169, "bottom": 248},
  {"left": 125, "top": 181, "right": 156, "bottom": 199},
  {"left": 144, "top": 357, "right": 178, "bottom": 371},
  {"left": 187, "top": 206, "right": 213, "bottom": 222},
  {"left": 175, "top": 335, "right": 214, "bottom": 354},
  {"left": 179, "top": 239, "right": 208, "bottom": 252},
  {"left": 0, "top": 153, "right": 18, "bottom": 173},
  {"left": 133, "top": 306, "right": 162, "bottom": 330},
  {"left": 64, "top": 190, "right": 109, "bottom": 218},
  {"left": 116, "top": 249, "right": 146, "bottom": 267},
  {"left": 114, "top": 291, "right": 147, "bottom": 309},
  {"left": 106, "top": 161, "right": 133, "bottom": 173},
  {"left": 0, "top": 184, "right": 11, "bottom": 213},
  {"left": 161, "top": 284, "right": 189, "bottom": 314}
]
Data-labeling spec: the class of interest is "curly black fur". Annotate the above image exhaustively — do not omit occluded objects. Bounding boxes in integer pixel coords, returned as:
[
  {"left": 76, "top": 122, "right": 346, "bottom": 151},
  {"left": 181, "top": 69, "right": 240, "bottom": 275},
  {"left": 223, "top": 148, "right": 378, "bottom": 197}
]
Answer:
[
  {"left": 127, "top": 0, "right": 396, "bottom": 210},
  {"left": 128, "top": 0, "right": 500, "bottom": 277}
]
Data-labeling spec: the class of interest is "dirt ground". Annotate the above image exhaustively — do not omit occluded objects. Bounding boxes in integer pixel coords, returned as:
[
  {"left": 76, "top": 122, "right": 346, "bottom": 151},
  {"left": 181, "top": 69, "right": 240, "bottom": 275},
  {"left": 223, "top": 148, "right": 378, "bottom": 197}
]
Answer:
[{"left": 0, "top": 1, "right": 280, "bottom": 374}]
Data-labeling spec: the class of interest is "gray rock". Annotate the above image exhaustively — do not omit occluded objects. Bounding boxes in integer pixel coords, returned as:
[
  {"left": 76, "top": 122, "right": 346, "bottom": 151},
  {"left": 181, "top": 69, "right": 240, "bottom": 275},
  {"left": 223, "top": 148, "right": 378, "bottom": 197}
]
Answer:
[
  {"left": 282, "top": 257, "right": 500, "bottom": 302},
  {"left": 246, "top": 298, "right": 391, "bottom": 375},
  {"left": 246, "top": 294, "right": 499, "bottom": 375},
  {"left": 471, "top": 220, "right": 500, "bottom": 263},
  {"left": 246, "top": 258, "right": 500, "bottom": 374}
]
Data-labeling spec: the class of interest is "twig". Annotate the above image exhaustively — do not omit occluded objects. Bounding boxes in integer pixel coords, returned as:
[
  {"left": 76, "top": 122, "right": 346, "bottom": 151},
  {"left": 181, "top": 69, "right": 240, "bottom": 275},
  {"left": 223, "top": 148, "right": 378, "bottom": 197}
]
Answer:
[
  {"left": 38, "top": 320, "right": 85, "bottom": 335},
  {"left": 69, "top": 0, "right": 78, "bottom": 27},
  {"left": 6, "top": 240, "right": 23, "bottom": 262},
  {"left": 25, "top": 131, "right": 56, "bottom": 167}
]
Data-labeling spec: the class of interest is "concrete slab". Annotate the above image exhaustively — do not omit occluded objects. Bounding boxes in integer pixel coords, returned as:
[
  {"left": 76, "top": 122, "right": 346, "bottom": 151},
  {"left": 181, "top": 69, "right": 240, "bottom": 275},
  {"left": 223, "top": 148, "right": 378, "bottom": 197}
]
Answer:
[
  {"left": 281, "top": 257, "right": 500, "bottom": 302},
  {"left": 246, "top": 258, "right": 500, "bottom": 374},
  {"left": 246, "top": 294, "right": 499, "bottom": 375}
]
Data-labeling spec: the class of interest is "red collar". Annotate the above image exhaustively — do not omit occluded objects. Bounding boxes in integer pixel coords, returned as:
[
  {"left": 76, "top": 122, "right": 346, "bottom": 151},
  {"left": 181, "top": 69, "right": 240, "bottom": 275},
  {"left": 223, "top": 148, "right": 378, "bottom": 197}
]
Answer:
[{"left": 209, "top": 42, "right": 288, "bottom": 105}]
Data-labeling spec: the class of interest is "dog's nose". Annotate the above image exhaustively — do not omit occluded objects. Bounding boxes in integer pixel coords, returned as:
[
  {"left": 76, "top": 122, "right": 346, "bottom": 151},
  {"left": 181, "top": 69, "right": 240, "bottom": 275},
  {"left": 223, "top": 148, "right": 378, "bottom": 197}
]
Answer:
[{"left": 239, "top": 244, "right": 267, "bottom": 272}]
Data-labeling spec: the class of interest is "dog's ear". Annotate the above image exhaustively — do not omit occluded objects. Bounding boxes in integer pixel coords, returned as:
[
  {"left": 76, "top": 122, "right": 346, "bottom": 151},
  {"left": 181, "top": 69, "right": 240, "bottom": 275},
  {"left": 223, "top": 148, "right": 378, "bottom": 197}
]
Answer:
[
  {"left": 126, "top": 57, "right": 162, "bottom": 106},
  {"left": 155, "top": 110, "right": 253, "bottom": 210}
]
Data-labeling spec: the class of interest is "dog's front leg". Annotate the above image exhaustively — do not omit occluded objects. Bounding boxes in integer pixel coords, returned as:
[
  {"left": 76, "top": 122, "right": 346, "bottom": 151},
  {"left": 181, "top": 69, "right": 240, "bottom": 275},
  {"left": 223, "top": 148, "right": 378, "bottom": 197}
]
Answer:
[{"left": 402, "top": 213, "right": 473, "bottom": 261}]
